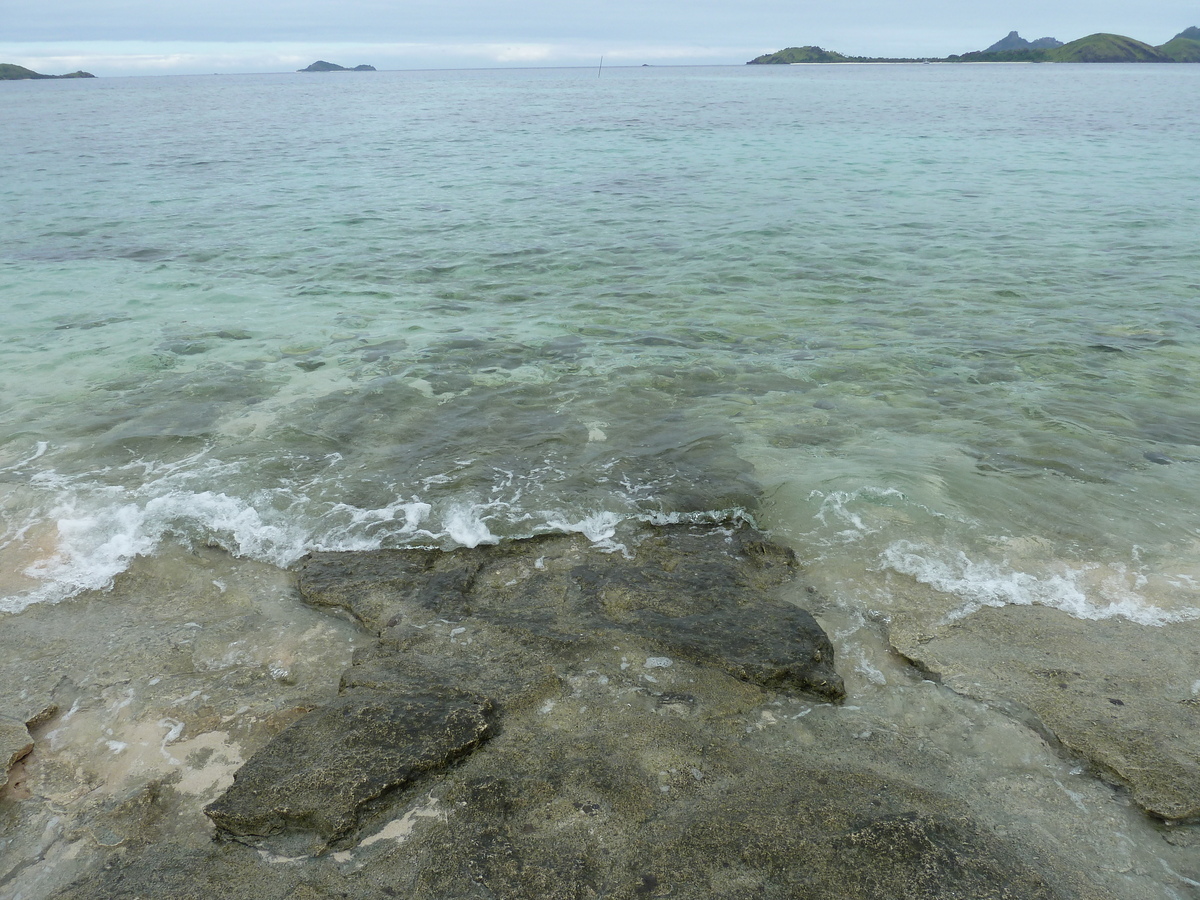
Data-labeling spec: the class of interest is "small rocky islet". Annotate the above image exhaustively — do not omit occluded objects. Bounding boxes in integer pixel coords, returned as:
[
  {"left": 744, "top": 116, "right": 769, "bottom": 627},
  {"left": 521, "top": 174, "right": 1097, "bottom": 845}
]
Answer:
[
  {"left": 297, "top": 61, "right": 378, "bottom": 72},
  {"left": 2, "top": 520, "right": 1198, "bottom": 897}
]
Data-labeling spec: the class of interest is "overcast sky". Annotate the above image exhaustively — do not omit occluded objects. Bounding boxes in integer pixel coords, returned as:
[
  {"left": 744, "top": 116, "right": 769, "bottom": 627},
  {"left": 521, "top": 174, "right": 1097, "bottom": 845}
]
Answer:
[{"left": 3, "top": 1, "right": 1196, "bottom": 77}]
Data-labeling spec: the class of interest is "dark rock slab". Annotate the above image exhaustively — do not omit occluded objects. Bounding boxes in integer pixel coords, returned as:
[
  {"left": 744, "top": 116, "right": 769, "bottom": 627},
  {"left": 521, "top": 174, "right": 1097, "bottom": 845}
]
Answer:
[
  {"left": 369, "top": 756, "right": 1081, "bottom": 900},
  {"left": 823, "top": 812, "right": 1056, "bottom": 899},
  {"left": 203, "top": 522, "right": 843, "bottom": 859},
  {"left": 298, "top": 522, "right": 845, "bottom": 702},
  {"left": 205, "top": 685, "right": 493, "bottom": 855},
  {"left": 633, "top": 606, "right": 840, "bottom": 699}
]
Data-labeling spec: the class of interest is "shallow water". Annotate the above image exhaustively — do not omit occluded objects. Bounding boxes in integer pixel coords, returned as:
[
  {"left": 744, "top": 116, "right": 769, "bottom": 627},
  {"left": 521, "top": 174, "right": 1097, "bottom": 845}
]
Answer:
[
  {"left": 2, "top": 62, "right": 1199, "bottom": 895},
  {"left": 2, "top": 63, "right": 1199, "bottom": 615}
]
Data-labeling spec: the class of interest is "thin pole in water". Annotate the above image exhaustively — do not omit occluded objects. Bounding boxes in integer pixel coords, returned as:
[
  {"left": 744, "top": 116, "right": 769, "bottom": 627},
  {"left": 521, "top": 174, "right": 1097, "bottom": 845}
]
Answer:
[{"left": 598, "top": 55, "right": 604, "bottom": 77}]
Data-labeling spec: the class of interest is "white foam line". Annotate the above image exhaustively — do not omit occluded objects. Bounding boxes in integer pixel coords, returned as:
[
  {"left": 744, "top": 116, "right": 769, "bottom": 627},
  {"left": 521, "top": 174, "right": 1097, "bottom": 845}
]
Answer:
[
  {"left": 4, "top": 449, "right": 760, "bottom": 611},
  {"left": 881, "top": 540, "right": 1200, "bottom": 627}
]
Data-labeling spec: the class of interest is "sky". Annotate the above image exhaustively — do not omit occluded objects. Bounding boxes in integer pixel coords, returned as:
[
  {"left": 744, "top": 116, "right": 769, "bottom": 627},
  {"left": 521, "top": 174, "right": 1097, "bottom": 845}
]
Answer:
[{"left": 2, "top": 1, "right": 1196, "bottom": 77}]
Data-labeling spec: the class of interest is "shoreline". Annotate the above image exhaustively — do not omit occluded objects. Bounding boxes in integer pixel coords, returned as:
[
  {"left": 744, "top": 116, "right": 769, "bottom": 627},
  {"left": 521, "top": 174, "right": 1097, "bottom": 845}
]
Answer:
[{"left": 3, "top": 526, "right": 1197, "bottom": 898}]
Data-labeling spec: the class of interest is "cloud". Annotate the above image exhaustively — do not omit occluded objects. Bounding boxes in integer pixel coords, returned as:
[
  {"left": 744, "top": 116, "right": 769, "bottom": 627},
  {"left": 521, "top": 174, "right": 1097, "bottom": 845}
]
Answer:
[
  {"left": 485, "top": 44, "right": 557, "bottom": 63},
  {"left": 0, "top": 40, "right": 775, "bottom": 77}
]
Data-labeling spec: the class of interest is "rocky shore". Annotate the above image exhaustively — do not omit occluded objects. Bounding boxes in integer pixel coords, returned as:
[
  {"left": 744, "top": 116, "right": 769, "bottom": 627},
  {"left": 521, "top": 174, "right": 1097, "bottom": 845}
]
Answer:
[
  {"left": 889, "top": 604, "right": 1200, "bottom": 822},
  {"left": 2, "top": 522, "right": 1198, "bottom": 898}
]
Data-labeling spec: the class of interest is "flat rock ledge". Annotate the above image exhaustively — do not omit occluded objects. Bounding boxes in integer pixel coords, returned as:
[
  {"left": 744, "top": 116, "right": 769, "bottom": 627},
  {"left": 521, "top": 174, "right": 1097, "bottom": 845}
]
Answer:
[
  {"left": 56, "top": 523, "right": 1109, "bottom": 899},
  {"left": 295, "top": 522, "right": 845, "bottom": 702},
  {"left": 205, "top": 686, "right": 494, "bottom": 856},
  {"left": 888, "top": 604, "right": 1200, "bottom": 822}
]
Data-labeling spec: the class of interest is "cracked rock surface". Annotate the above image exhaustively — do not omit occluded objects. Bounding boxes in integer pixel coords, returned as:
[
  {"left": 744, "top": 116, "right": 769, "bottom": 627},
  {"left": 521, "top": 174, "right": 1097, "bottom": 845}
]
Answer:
[
  {"left": 205, "top": 685, "right": 494, "bottom": 856},
  {"left": 6, "top": 523, "right": 1185, "bottom": 898},
  {"left": 887, "top": 604, "right": 1200, "bottom": 822}
]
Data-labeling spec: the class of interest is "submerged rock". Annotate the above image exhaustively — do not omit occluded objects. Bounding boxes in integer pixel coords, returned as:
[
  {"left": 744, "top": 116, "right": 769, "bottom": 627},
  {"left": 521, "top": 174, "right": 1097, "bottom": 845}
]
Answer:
[
  {"left": 390, "top": 760, "right": 1071, "bottom": 900},
  {"left": 205, "top": 685, "right": 494, "bottom": 855},
  {"left": 63, "top": 757, "right": 1086, "bottom": 900},
  {"left": 297, "top": 522, "right": 844, "bottom": 701}
]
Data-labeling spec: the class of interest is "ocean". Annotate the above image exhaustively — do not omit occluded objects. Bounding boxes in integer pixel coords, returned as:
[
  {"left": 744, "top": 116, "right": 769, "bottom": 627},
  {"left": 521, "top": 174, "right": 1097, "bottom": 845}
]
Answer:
[{"left": 2, "top": 63, "right": 1199, "bottom": 896}]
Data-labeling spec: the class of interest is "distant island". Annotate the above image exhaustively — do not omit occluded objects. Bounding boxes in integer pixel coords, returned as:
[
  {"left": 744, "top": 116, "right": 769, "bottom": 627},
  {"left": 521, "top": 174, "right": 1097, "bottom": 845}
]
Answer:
[
  {"left": 0, "top": 63, "right": 94, "bottom": 80},
  {"left": 298, "top": 61, "right": 377, "bottom": 72},
  {"left": 748, "top": 26, "right": 1200, "bottom": 64}
]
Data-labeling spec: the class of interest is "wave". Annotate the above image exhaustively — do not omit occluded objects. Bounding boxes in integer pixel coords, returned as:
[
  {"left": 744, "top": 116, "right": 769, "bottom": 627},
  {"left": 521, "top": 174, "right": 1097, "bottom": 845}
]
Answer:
[
  {"left": 880, "top": 540, "right": 1200, "bottom": 627},
  {"left": 0, "top": 450, "right": 750, "bottom": 614}
]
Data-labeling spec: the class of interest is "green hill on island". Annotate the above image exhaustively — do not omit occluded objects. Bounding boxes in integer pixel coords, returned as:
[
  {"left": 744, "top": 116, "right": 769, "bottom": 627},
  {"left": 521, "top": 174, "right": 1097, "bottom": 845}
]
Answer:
[
  {"left": 298, "top": 60, "right": 377, "bottom": 72},
  {"left": 0, "top": 63, "right": 94, "bottom": 80},
  {"left": 747, "top": 46, "right": 853, "bottom": 64},
  {"left": 1048, "top": 33, "right": 1167, "bottom": 62},
  {"left": 1156, "top": 26, "right": 1200, "bottom": 61},
  {"left": 950, "top": 33, "right": 1172, "bottom": 63},
  {"left": 749, "top": 26, "right": 1200, "bottom": 64},
  {"left": 747, "top": 46, "right": 920, "bottom": 64}
]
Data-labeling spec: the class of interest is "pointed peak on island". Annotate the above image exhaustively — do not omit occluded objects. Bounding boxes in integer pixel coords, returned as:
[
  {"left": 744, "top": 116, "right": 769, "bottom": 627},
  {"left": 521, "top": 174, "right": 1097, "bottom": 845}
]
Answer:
[
  {"left": 749, "top": 25, "right": 1200, "bottom": 64},
  {"left": 298, "top": 61, "right": 377, "bottom": 72},
  {"left": 1156, "top": 27, "right": 1200, "bottom": 61},
  {"left": 985, "top": 32, "right": 1063, "bottom": 52}
]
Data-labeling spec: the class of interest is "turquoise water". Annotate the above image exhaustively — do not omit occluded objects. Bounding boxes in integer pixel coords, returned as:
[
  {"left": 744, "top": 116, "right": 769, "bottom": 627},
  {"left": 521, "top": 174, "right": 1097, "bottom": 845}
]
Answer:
[{"left": 1, "top": 64, "right": 1199, "bottom": 624}]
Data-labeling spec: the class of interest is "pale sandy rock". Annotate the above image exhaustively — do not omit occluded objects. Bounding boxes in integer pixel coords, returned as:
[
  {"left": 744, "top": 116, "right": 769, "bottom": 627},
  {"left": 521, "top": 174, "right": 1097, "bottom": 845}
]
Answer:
[
  {"left": 0, "top": 715, "right": 33, "bottom": 789},
  {"left": 888, "top": 604, "right": 1200, "bottom": 821}
]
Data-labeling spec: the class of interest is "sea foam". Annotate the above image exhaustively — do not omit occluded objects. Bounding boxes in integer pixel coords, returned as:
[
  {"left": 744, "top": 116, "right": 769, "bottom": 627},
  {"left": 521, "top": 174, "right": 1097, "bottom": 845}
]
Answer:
[
  {"left": 1, "top": 454, "right": 750, "bottom": 613},
  {"left": 880, "top": 540, "right": 1200, "bottom": 627}
]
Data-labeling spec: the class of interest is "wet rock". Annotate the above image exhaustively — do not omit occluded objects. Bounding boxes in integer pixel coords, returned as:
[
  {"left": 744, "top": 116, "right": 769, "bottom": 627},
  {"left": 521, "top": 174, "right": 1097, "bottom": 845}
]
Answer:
[
  {"left": 66, "top": 700, "right": 1093, "bottom": 900},
  {"left": 813, "top": 810, "right": 1061, "bottom": 899},
  {"left": 55, "top": 844, "right": 306, "bottom": 900},
  {"left": 294, "top": 754, "right": 1079, "bottom": 900},
  {"left": 35, "top": 527, "right": 1128, "bottom": 900},
  {"left": 299, "top": 522, "right": 844, "bottom": 702},
  {"left": 598, "top": 769, "right": 1070, "bottom": 900},
  {"left": 632, "top": 606, "right": 840, "bottom": 699},
  {"left": 888, "top": 605, "right": 1200, "bottom": 821},
  {"left": 205, "top": 685, "right": 494, "bottom": 855},
  {"left": 1, "top": 716, "right": 34, "bottom": 789},
  {"left": 0, "top": 549, "right": 361, "bottom": 898}
]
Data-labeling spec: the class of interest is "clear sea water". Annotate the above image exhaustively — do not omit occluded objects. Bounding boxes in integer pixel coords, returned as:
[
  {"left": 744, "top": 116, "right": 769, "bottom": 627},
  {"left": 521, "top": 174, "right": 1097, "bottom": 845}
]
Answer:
[{"left": 2, "top": 63, "right": 1198, "bottom": 627}]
